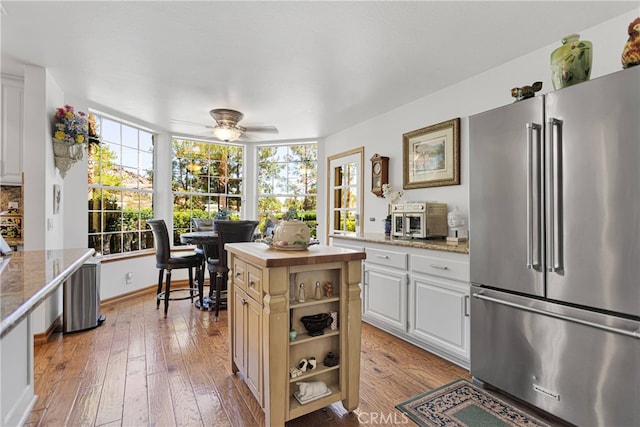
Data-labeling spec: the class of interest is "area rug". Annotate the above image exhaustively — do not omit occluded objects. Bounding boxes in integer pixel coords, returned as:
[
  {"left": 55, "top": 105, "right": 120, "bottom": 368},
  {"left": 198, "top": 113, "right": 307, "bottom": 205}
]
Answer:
[{"left": 395, "top": 379, "right": 551, "bottom": 427}]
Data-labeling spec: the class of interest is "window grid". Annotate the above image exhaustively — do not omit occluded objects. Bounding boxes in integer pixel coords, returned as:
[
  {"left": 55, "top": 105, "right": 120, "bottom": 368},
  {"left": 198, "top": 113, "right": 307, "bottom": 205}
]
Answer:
[
  {"left": 257, "top": 143, "right": 318, "bottom": 237},
  {"left": 172, "top": 138, "right": 244, "bottom": 246},
  {"left": 88, "top": 114, "right": 154, "bottom": 255}
]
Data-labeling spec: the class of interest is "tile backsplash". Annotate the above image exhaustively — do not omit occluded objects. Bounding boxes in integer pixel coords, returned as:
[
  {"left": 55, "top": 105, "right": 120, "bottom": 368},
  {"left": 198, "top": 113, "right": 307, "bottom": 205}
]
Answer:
[{"left": 0, "top": 185, "right": 23, "bottom": 213}]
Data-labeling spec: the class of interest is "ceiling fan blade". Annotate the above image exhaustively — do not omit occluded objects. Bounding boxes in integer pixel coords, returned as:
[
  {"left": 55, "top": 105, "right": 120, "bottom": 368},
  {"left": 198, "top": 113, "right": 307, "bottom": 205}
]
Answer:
[
  {"left": 170, "top": 118, "right": 214, "bottom": 128},
  {"left": 243, "top": 125, "right": 279, "bottom": 134}
]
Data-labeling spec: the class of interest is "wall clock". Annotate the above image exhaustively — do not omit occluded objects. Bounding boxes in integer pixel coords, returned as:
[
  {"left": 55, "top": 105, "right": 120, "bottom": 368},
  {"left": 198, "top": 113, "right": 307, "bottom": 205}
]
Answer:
[{"left": 370, "top": 153, "right": 389, "bottom": 197}]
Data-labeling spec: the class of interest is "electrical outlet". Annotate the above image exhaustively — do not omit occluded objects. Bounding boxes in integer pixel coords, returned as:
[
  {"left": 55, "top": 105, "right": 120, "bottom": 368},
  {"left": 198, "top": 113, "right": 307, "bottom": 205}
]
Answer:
[
  {"left": 369, "top": 217, "right": 376, "bottom": 222},
  {"left": 126, "top": 272, "right": 133, "bottom": 284}
]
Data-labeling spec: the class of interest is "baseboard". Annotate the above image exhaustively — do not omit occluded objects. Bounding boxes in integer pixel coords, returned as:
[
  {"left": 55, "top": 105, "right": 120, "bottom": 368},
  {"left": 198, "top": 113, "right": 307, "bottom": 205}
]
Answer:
[
  {"left": 99, "top": 279, "right": 193, "bottom": 308},
  {"left": 100, "top": 284, "right": 157, "bottom": 308},
  {"left": 34, "top": 315, "right": 61, "bottom": 346}
]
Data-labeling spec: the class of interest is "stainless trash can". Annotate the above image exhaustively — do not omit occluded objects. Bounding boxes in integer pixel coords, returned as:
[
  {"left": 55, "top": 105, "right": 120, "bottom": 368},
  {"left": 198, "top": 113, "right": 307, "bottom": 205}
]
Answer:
[{"left": 63, "top": 258, "right": 106, "bottom": 333}]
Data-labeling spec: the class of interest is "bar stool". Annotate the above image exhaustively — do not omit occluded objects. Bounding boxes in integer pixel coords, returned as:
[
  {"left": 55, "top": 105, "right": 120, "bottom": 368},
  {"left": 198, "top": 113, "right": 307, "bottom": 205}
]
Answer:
[
  {"left": 147, "top": 219, "right": 203, "bottom": 317},
  {"left": 207, "top": 220, "right": 259, "bottom": 319}
]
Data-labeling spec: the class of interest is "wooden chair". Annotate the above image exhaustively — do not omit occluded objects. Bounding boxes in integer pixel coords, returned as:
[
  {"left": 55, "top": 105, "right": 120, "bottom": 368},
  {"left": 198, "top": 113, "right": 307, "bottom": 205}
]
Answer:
[
  {"left": 147, "top": 219, "right": 203, "bottom": 317},
  {"left": 207, "top": 220, "right": 259, "bottom": 319}
]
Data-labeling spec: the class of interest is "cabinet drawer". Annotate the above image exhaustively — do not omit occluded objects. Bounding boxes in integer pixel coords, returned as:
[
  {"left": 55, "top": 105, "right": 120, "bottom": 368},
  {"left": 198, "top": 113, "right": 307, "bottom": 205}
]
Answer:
[
  {"left": 365, "top": 247, "right": 407, "bottom": 269},
  {"left": 411, "top": 254, "right": 469, "bottom": 282},
  {"left": 232, "top": 258, "right": 247, "bottom": 292},
  {"left": 246, "top": 263, "right": 263, "bottom": 303}
]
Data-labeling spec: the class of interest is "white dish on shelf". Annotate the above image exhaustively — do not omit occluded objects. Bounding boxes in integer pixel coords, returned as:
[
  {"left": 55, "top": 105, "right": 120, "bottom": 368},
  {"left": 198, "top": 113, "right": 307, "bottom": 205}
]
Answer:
[{"left": 293, "top": 388, "right": 332, "bottom": 405}]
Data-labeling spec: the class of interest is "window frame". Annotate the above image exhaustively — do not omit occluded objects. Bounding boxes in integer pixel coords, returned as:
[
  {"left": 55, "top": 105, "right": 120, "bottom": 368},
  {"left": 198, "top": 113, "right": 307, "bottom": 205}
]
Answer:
[
  {"left": 256, "top": 141, "right": 318, "bottom": 237},
  {"left": 171, "top": 137, "right": 245, "bottom": 246},
  {"left": 87, "top": 112, "right": 155, "bottom": 256},
  {"left": 327, "top": 147, "right": 364, "bottom": 240}
]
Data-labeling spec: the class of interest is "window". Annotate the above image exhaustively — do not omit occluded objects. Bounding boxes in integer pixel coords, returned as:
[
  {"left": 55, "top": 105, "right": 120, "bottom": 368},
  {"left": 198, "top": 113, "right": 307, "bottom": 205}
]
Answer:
[
  {"left": 88, "top": 114, "right": 154, "bottom": 255},
  {"left": 172, "top": 138, "right": 244, "bottom": 245},
  {"left": 257, "top": 143, "right": 317, "bottom": 237},
  {"left": 328, "top": 148, "right": 363, "bottom": 237}
]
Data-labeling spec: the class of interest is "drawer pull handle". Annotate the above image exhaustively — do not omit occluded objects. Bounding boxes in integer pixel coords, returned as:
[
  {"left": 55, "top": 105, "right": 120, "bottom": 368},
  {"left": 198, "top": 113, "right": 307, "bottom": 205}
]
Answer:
[
  {"left": 430, "top": 264, "right": 449, "bottom": 270},
  {"left": 241, "top": 298, "right": 247, "bottom": 305},
  {"left": 235, "top": 271, "right": 241, "bottom": 277},
  {"left": 249, "top": 281, "right": 255, "bottom": 287},
  {"left": 376, "top": 255, "right": 389, "bottom": 259}
]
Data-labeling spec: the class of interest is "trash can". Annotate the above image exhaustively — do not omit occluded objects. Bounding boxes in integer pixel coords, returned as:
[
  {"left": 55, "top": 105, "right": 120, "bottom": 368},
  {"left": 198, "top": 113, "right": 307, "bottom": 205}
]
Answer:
[{"left": 63, "top": 258, "right": 106, "bottom": 333}]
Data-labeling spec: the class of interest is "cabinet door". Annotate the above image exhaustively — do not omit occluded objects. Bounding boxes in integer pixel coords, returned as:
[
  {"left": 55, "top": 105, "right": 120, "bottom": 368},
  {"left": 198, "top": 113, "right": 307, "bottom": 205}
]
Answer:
[
  {"left": 410, "top": 274, "right": 469, "bottom": 362},
  {"left": 232, "top": 287, "right": 246, "bottom": 374},
  {"left": 363, "top": 263, "right": 408, "bottom": 332},
  {"left": 1, "top": 78, "right": 23, "bottom": 184},
  {"left": 245, "top": 295, "right": 262, "bottom": 404}
]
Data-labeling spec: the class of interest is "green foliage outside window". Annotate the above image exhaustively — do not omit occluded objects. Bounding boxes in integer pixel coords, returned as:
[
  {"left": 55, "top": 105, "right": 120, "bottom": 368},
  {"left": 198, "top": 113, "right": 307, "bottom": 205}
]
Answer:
[
  {"left": 257, "top": 143, "right": 317, "bottom": 237},
  {"left": 172, "top": 139, "right": 243, "bottom": 245}
]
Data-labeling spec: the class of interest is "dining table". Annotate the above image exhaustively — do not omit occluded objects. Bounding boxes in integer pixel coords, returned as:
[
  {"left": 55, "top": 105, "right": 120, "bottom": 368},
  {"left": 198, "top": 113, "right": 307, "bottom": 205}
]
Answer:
[{"left": 179, "top": 231, "right": 222, "bottom": 311}]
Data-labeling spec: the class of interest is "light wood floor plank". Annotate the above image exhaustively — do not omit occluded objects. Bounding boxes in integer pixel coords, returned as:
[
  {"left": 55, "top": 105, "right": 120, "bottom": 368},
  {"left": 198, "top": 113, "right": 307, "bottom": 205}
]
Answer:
[
  {"left": 122, "top": 356, "right": 149, "bottom": 426},
  {"left": 29, "top": 291, "right": 477, "bottom": 427}
]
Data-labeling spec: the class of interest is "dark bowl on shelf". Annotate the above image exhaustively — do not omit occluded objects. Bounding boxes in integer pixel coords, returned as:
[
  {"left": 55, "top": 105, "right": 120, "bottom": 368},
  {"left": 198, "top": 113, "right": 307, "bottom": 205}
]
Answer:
[{"left": 300, "top": 313, "right": 333, "bottom": 336}]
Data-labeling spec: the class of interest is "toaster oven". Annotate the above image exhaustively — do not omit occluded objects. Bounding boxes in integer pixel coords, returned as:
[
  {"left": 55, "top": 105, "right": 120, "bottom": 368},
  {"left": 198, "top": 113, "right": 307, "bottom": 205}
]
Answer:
[{"left": 391, "top": 202, "right": 448, "bottom": 239}]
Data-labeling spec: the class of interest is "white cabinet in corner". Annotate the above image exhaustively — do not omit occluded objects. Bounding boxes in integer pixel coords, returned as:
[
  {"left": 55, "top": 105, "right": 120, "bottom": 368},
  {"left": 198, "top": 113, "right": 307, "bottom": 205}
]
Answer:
[
  {"left": 1, "top": 76, "right": 24, "bottom": 185},
  {"left": 410, "top": 252, "right": 470, "bottom": 367},
  {"left": 332, "top": 236, "right": 470, "bottom": 369}
]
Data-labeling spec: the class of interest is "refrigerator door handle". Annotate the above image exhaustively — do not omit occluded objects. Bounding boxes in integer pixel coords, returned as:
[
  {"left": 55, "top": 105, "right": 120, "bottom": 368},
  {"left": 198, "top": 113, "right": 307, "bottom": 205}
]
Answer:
[
  {"left": 526, "top": 122, "right": 542, "bottom": 269},
  {"left": 547, "top": 118, "right": 563, "bottom": 272},
  {"left": 472, "top": 292, "right": 640, "bottom": 339}
]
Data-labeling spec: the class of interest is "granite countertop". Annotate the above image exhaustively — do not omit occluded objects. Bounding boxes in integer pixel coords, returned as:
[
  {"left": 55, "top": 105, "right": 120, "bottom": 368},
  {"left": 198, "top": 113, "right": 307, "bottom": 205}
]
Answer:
[
  {"left": 331, "top": 233, "right": 469, "bottom": 255},
  {"left": 0, "top": 248, "right": 95, "bottom": 337}
]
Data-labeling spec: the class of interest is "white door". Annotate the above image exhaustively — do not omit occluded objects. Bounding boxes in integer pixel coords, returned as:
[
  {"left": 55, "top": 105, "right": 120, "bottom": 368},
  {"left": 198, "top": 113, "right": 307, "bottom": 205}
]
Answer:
[{"left": 327, "top": 148, "right": 363, "bottom": 237}]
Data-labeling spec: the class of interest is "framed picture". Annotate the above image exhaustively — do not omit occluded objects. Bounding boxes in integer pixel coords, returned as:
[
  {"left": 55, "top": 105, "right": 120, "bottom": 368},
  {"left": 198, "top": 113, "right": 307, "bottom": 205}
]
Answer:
[
  {"left": 53, "top": 184, "right": 61, "bottom": 214},
  {"left": 403, "top": 118, "right": 460, "bottom": 189}
]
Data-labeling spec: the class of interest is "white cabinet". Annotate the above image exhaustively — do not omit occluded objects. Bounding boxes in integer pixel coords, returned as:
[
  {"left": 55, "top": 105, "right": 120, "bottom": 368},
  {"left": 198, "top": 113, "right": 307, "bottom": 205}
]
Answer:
[
  {"left": 1, "top": 76, "right": 23, "bottom": 185},
  {"left": 363, "top": 247, "right": 408, "bottom": 333},
  {"left": 410, "top": 251, "right": 470, "bottom": 364},
  {"left": 334, "top": 236, "right": 470, "bottom": 369}
]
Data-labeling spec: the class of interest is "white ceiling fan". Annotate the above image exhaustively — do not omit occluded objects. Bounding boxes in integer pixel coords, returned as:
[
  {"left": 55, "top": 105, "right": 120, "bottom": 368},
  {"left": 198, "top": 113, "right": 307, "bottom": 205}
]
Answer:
[{"left": 172, "top": 108, "right": 278, "bottom": 142}]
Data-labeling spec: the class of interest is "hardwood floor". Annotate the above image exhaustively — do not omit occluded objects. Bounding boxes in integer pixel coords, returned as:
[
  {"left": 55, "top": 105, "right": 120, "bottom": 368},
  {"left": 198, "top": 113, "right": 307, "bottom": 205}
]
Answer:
[{"left": 27, "top": 291, "right": 470, "bottom": 426}]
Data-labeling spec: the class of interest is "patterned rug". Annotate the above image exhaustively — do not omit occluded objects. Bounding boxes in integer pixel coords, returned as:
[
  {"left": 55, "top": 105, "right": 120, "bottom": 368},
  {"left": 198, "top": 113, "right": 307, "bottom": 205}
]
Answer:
[{"left": 395, "top": 379, "right": 551, "bottom": 427}]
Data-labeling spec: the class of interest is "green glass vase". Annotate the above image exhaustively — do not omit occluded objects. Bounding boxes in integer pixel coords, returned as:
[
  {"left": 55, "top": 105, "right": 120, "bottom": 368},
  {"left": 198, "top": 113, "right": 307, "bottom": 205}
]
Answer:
[{"left": 550, "top": 34, "right": 592, "bottom": 90}]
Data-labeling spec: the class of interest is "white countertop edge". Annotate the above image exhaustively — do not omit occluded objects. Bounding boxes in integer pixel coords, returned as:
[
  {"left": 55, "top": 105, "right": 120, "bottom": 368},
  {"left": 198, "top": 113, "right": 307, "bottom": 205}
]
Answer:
[{"left": 0, "top": 248, "right": 95, "bottom": 338}]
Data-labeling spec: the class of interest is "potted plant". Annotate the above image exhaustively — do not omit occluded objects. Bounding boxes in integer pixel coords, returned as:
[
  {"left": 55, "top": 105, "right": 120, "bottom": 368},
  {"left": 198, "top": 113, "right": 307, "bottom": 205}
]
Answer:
[
  {"left": 214, "top": 207, "right": 231, "bottom": 220},
  {"left": 212, "top": 207, "right": 231, "bottom": 232},
  {"left": 52, "top": 104, "right": 89, "bottom": 177}
]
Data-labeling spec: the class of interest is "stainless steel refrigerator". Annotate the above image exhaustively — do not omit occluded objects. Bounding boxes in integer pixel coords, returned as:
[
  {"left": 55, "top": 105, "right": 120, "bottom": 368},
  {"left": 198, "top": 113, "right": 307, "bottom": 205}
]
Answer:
[{"left": 469, "top": 67, "right": 639, "bottom": 427}]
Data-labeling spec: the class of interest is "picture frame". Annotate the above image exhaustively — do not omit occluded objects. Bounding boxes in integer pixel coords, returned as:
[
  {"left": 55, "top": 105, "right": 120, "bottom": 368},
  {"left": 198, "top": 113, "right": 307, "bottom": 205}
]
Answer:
[
  {"left": 53, "top": 184, "right": 61, "bottom": 214},
  {"left": 402, "top": 118, "right": 460, "bottom": 189}
]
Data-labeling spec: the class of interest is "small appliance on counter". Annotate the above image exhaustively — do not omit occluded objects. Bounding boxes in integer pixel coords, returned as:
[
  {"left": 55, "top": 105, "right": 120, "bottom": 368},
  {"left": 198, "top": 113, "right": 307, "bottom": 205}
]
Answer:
[{"left": 391, "top": 202, "right": 447, "bottom": 239}]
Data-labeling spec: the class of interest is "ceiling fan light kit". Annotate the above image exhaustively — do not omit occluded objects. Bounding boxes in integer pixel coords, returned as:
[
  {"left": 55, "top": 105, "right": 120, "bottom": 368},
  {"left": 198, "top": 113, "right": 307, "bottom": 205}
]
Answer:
[{"left": 213, "top": 125, "right": 243, "bottom": 142}]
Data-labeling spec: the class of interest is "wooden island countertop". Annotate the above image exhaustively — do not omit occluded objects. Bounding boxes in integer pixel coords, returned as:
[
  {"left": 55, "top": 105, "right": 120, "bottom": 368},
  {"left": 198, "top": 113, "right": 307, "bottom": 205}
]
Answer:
[{"left": 224, "top": 242, "right": 366, "bottom": 268}]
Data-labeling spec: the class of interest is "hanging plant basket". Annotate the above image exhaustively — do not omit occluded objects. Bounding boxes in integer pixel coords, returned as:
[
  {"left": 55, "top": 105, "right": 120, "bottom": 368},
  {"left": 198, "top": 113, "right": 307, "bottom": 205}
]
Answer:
[{"left": 52, "top": 138, "right": 84, "bottom": 178}]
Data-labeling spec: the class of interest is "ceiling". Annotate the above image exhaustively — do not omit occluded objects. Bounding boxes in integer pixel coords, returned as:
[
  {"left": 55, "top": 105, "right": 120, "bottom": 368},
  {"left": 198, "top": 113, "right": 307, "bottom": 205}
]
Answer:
[{"left": 1, "top": 1, "right": 636, "bottom": 142}]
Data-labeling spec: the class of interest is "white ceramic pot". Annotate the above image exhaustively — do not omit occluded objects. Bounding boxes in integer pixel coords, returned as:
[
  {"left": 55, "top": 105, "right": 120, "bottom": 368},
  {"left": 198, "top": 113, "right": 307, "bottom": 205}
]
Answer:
[{"left": 272, "top": 220, "right": 310, "bottom": 247}]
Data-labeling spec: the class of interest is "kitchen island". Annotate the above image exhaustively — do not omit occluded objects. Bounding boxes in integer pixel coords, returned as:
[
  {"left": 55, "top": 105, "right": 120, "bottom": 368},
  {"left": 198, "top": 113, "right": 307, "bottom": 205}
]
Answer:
[
  {"left": 0, "top": 248, "right": 95, "bottom": 426},
  {"left": 225, "top": 242, "right": 365, "bottom": 427}
]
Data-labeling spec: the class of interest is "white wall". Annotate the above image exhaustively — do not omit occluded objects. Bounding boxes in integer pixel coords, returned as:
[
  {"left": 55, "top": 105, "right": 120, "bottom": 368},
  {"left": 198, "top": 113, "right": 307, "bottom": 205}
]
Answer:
[
  {"left": 322, "top": 10, "right": 638, "bottom": 235},
  {"left": 22, "top": 65, "right": 67, "bottom": 333}
]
